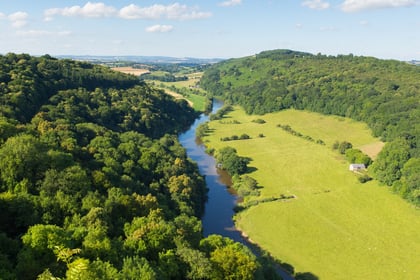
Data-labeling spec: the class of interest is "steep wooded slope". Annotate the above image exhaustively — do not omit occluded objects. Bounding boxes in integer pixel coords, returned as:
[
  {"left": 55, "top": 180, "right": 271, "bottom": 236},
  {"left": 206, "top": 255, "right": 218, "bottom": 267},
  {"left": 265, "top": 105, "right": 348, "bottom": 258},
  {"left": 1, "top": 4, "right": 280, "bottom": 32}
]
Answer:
[{"left": 0, "top": 54, "right": 274, "bottom": 279}]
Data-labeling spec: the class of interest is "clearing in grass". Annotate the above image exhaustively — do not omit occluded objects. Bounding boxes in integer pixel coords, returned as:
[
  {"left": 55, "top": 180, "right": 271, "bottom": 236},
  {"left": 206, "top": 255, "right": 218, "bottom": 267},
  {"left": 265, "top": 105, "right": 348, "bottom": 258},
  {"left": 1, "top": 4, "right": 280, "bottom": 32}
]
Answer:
[{"left": 201, "top": 106, "right": 420, "bottom": 280}]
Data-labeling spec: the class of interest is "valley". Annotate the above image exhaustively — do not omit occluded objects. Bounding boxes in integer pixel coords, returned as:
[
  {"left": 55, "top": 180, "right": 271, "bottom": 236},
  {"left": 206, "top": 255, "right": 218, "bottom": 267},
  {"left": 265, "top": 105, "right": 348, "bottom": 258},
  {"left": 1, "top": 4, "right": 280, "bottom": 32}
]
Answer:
[{"left": 200, "top": 106, "right": 420, "bottom": 279}]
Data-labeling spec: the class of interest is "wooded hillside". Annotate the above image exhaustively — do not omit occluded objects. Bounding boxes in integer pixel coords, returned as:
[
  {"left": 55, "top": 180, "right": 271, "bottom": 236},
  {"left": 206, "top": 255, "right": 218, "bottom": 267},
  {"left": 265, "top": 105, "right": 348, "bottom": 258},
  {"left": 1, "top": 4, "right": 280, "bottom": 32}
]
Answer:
[
  {"left": 0, "top": 54, "right": 276, "bottom": 279},
  {"left": 201, "top": 49, "right": 420, "bottom": 205}
]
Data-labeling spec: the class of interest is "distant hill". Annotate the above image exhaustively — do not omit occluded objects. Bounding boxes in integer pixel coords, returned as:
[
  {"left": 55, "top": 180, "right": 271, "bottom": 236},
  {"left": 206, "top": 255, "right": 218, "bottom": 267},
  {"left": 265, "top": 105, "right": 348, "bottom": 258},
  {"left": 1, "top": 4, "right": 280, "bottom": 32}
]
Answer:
[
  {"left": 201, "top": 49, "right": 420, "bottom": 206},
  {"left": 56, "top": 55, "right": 224, "bottom": 65}
]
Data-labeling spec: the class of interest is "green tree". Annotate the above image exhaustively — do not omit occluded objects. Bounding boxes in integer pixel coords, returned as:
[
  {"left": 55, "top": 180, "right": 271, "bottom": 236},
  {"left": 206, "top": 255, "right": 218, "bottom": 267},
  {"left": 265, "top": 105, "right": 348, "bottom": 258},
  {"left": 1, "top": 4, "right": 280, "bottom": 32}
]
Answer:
[
  {"left": 393, "top": 157, "right": 420, "bottom": 205},
  {"left": 210, "top": 244, "right": 258, "bottom": 280},
  {"left": 370, "top": 138, "right": 410, "bottom": 185},
  {"left": 119, "top": 256, "right": 157, "bottom": 280},
  {"left": 216, "top": 147, "right": 249, "bottom": 175},
  {"left": 0, "top": 134, "right": 47, "bottom": 193},
  {"left": 17, "top": 224, "right": 72, "bottom": 279},
  {"left": 176, "top": 245, "right": 213, "bottom": 279}
]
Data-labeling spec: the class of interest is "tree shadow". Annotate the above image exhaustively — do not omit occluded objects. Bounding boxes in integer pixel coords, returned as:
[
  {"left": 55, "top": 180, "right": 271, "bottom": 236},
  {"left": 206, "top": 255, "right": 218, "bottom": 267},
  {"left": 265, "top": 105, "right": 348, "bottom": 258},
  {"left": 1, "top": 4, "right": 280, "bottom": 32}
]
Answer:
[
  {"left": 246, "top": 166, "right": 258, "bottom": 173},
  {"left": 295, "top": 272, "right": 320, "bottom": 280},
  {"left": 235, "top": 227, "right": 319, "bottom": 280}
]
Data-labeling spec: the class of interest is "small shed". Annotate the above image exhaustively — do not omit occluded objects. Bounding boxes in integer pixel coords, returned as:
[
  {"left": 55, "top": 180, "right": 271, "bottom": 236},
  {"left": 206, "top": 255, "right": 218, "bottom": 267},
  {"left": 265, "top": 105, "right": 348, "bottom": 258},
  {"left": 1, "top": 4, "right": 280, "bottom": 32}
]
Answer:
[{"left": 349, "top": 163, "right": 366, "bottom": 171}]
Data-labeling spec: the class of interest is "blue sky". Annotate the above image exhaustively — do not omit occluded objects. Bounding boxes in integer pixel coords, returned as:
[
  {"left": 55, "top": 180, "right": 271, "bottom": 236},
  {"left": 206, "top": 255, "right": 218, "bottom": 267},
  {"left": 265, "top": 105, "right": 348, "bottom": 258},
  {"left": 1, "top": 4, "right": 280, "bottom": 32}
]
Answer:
[{"left": 0, "top": 0, "right": 419, "bottom": 60}]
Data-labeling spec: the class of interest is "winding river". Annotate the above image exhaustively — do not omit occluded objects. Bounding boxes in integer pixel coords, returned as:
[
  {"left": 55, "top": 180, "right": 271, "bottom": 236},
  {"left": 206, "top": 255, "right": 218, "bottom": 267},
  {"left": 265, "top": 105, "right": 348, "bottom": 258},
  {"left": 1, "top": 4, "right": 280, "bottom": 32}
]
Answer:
[
  {"left": 178, "top": 100, "right": 294, "bottom": 280},
  {"left": 178, "top": 100, "right": 243, "bottom": 241}
]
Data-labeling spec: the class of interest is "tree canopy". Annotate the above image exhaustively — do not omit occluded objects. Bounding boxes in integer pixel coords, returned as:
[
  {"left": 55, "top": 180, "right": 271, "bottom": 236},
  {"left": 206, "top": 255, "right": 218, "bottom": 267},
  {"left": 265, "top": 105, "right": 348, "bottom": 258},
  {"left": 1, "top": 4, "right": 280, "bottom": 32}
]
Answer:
[{"left": 0, "top": 54, "right": 279, "bottom": 279}]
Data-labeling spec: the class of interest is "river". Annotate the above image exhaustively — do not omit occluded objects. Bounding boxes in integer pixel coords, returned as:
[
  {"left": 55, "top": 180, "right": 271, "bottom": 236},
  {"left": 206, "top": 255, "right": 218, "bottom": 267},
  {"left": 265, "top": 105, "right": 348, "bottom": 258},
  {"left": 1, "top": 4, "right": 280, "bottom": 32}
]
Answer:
[
  {"left": 178, "top": 99, "right": 243, "bottom": 241},
  {"left": 178, "top": 100, "right": 294, "bottom": 280}
]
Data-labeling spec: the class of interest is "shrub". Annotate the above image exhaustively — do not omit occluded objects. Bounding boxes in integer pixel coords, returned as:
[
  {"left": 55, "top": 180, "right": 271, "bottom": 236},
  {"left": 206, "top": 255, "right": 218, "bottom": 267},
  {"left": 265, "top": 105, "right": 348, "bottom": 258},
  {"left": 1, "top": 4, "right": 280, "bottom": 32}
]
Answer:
[{"left": 252, "top": 119, "right": 266, "bottom": 124}]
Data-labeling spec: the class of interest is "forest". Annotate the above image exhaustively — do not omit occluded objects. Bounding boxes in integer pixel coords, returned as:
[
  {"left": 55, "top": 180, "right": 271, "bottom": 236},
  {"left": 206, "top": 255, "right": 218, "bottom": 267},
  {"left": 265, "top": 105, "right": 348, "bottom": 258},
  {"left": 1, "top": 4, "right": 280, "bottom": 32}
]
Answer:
[
  {"left": 0, "top": 54, "right": 279, "bottom": 279},
  {"left": 201, "top": 49, "right": 420, "bottom": 206}
]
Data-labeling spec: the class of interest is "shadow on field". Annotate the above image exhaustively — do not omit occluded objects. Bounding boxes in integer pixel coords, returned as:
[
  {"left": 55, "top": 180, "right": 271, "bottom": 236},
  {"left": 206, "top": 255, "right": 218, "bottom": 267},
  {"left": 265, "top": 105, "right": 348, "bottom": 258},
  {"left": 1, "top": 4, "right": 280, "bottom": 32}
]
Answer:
[
  {"left": 246, "top": 166, "right": 258, "bottom": 173},
  {"left": 240, "top": 232, "right": 319, "bottom": 280},
  {"left": 295, "top": 272, "right": 319, "bottom": 280}
]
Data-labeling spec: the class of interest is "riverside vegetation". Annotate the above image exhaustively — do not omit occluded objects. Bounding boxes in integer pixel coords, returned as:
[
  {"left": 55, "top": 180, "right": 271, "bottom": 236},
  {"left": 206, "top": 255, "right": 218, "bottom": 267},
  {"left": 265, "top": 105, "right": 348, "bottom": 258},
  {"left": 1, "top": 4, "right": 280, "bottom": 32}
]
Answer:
[
  {"left": 199, "top": 49, "right": 420, "bottom": 279},
  {"left": 0, "top": 53, "right": 281, "bottom": 279}
]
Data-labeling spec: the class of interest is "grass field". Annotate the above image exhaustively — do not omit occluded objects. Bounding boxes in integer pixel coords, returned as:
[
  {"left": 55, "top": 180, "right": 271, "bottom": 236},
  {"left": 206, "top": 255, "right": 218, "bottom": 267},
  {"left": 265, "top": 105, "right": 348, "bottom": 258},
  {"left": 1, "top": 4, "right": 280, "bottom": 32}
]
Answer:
[
  {"left": 148, "top": 71, "right": 207, "bottom": 112},
  {"left": 111, "top": 66, "right": 150, "bottom": 76},
  {"left": 201, "top": 107, "right": 420, "bottom": 279}
]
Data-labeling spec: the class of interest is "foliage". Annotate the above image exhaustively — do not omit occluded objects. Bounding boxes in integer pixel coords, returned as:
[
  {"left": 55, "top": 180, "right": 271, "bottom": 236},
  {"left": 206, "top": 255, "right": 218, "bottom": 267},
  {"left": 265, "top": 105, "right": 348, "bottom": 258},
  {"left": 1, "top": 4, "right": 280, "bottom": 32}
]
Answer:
[
  {"left": 215, "top": 147, "right": 250, "bottom": 176},
  {"left": 232, "top": 175, "right": 260, "bottom": 197},
  {"left": 201, "top": 49, "right": 420, "bottom": 205},
  {"left": 0, "top": 53, "right": 277, "bottom": 279},
  {"left": 345, "top": 148, "right": 372, "bottom": 166},
  {"left": 252, "top": 118, "right": 266, "bottom": 124}
]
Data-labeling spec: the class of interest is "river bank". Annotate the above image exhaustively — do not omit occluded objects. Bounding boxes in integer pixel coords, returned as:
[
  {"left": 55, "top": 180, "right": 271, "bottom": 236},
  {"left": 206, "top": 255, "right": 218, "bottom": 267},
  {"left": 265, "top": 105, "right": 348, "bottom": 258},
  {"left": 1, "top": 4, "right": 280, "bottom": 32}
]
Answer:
[{"left": 178, "top": 99, "right": 295, "bottom": 280}]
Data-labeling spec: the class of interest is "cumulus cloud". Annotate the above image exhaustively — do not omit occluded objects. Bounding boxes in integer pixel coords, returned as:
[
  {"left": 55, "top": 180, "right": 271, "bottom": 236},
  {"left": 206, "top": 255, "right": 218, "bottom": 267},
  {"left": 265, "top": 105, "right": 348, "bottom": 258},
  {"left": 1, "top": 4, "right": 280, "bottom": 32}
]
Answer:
[
  {"left": 145, "top": 24, "right": 174, "bottom": 33},
  {"left": 8, "top": 11, "right": 28, "bottom": 28},
  {"left": 218, "top": 0, "right": 242, "bottom": 7},
  {"left": 341, "top": 0, "right": 418, "bottom": 12},
  {"left": 118, "top": 3, "right": 211, "bottom": 20},
  {"left": 44, "top": 2, "right": 211, "bottom": 21},
  {"left": 302, "top": 0, "right": 331, "bottom": 10},
  {"left": 44, "top": 2, "right": 116, "bottom": 21}
]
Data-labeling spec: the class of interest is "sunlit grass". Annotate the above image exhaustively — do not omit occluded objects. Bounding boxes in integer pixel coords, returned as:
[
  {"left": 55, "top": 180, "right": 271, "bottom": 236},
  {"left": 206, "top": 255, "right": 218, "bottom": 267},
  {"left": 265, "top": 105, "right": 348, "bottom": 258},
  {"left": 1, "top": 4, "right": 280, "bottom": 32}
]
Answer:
[{"left": 202, "top": 106, "right": 420, "bottom": 279}]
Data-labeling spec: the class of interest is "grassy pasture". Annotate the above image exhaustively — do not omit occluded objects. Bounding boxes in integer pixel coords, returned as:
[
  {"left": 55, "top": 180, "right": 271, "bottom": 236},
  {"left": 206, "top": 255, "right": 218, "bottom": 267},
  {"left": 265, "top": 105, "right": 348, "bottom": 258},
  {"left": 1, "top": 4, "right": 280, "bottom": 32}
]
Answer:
[
  {"left": 150, "top": 71, "right": 207, "bottom": 111},
  {"left": 202, "top": 107, "right": 420, "bottom": 279}
]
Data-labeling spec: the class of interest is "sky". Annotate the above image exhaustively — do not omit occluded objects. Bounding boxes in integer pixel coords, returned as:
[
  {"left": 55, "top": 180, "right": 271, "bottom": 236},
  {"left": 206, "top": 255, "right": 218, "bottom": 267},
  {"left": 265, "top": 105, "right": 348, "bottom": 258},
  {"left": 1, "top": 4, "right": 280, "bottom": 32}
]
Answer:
[{"left": 0, "top": 0, "right": 419, "bottom": 60}]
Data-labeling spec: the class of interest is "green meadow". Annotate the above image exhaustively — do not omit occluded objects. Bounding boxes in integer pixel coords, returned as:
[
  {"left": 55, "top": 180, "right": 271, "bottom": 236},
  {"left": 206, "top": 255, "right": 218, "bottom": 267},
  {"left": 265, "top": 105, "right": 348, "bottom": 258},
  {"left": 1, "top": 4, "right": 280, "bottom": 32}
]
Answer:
[
  {"left": 202, "top": 106, "right": 420, "bottom": 279},
  {"left": 147, "top": 71, "right": 207, "bottom": 112}
]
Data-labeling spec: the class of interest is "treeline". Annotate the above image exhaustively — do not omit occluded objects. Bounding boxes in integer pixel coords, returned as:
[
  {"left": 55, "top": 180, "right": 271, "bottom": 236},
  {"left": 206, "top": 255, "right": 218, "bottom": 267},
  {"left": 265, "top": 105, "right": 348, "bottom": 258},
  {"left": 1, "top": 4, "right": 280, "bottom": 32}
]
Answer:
[
  {"left": 0, "top": 54, "right": 279, "bottom": 279},
  {"left": 142, "top": 72, "right": 188, "bottom": 82},
  {"left": 201, "top": 49, "right": 420, "bottom": 205}
]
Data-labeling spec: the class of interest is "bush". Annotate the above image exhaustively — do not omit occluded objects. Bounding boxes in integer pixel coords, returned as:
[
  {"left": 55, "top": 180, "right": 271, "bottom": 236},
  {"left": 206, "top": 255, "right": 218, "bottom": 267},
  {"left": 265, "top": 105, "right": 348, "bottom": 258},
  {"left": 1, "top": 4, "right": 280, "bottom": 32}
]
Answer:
[
  {"left": 358, "top": 175, "right": 372, "bottom": 183},
  {"left": 339, "top": 141, "right": 353, "bottom": 154},
  {"left": 252, "top": 119, "right": 266, "bottom": 124}
]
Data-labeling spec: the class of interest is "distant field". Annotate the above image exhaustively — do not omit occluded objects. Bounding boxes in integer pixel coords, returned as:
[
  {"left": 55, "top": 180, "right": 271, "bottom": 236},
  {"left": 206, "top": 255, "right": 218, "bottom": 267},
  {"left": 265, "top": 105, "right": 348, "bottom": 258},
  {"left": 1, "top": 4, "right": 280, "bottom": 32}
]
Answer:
[
  {"left": 202, "top": 107, "right": 420, "bottom": 279},
  {"left": 111, "top": 67, "right": 150, "bottom": 76},
  {"left": 148, "top": 71, "right": 207, "bottom": 112},
  {"left": 163, "top": 71, "right": 206, "bottom": 94},
  {"left": 159, "top": 88, "right": 193, "bottom": 107}
]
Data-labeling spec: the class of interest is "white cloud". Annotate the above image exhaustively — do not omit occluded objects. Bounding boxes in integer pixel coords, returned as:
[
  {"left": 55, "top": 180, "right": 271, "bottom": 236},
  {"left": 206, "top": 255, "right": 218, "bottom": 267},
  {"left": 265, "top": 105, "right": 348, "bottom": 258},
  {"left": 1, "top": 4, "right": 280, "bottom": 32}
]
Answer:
[
  {"left": 44, "top": 2, "right": 211, "bottom": 21},
  {"left": 8, "top": 11, "right": 28, "bottom": 28},
  {"left": 145, "top": 24, "right": 174, "bottom": 33},
  {"left": 341, "top": 0, "right": 418, "bottom": 12},
  {"left": 16, "top": 30, "right": 72, "bottom": 37},
  {"left": 302, "top": 0, "right": 331, "bottom": 10},
  {"left": 118, "top": 3, "right": 211, "bottom": 20},
  {"left": 44, "top": 2, "right": 117, "bottom": 21},
  {"left": 218, "top": 0, "right": 242, "bottom": 7}
]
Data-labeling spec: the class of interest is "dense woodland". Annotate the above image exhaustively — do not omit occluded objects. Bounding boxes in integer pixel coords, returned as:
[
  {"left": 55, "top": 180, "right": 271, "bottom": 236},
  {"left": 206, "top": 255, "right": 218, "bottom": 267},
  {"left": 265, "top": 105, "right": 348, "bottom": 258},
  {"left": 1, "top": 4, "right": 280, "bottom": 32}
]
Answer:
[
  {"left": 201, "top": 49, "right": 420, "bottom": 206},
  {"left": 0, "top": 54, "right": 280, "bottom": 279}
]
